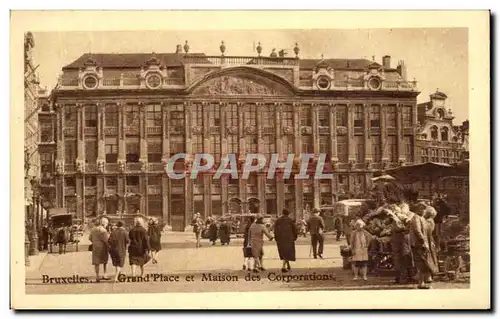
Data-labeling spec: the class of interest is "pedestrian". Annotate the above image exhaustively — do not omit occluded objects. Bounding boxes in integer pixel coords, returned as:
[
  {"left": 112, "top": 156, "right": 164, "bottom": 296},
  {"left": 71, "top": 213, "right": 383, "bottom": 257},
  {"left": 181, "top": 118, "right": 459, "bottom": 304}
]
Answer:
[
  {"left": 128, "top": 217, "right": 151, "bottom": 278},
  {"left": 218, "top": 219, "right": 231, "bottom": 245},
  {"left": 148, "top": 217, "right": 162, "bottom": 263},
  {"left": 41, "top": 222, "right": 49, "bottom": 251},
  {"left": 307, "top": 208, "right": 325, "bottom": 259},
  {"left": 248, "top": 215, "right": 274, "bottom": 272},
  {"left": 349, "top": 219, "right": 373, "bottom": 281},
  {"left": 191, "top": 213, "right": 204, "bottom": 248},
  {"left": 108, "top": 220, "right": 129, "bottom": 282},
  {"left": 334, "top": 217, "right": 343, "bottom": 241},
  {"left": 421, "top": 204, "right": 439, "bottom": 288},
  {"left": 89, "top": 217, "right": 110, "bottom": 282},
  {"left": 242, "top": 216, "right": 255, "bottom": 271},
  {"left": 208, "top": 217, "right": 219, "bottom": 245},
  {"left": 273, "top": 209, "right": 298, "bottom": 272},
  {"left": 56, "top": 224, "right": 70, "bottom": 254},
  {"left": 433, "top": 194, "right": 451, "bottom": 252}
]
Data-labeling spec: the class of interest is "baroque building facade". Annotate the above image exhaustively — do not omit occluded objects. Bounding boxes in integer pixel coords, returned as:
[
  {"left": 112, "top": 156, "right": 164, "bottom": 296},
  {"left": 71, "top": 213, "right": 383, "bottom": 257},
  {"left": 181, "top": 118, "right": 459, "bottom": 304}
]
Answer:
[{"left": 41, "top": 43, "right": 420, "bottom": 230}]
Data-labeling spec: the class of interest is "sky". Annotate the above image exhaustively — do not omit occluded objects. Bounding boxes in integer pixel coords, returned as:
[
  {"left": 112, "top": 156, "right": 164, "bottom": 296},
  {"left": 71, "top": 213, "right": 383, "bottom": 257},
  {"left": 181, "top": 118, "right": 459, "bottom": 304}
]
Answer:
[{"left": 31, "top": 28, "right": 468, "bottom": 123}]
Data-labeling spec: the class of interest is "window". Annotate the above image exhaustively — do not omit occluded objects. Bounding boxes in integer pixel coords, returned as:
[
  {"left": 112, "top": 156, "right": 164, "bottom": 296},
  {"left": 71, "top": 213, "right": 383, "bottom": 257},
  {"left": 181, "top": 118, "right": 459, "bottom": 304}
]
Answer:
[
  {"left": 227, "top": 135, "right": 238, "bottom": 154},
  {"left": 125, "top": 104, "right": 139, "bottom": 126},
  {"left": 147, "top": 197, "right": 162, "bottom": 217},
  {"left": 126, "top": 138, "right": 140, "bottom": 162},
  {"left": 210, "top": 135, "right": 221, "bottom": 162},
  {"left": 85, "top": 176, "right": 97, "bottom": 187},
  {"left": 170, "top": 106, "right": 185, "bottom": 128},
  {"left": 170, "top": 136, "right": 185, "bottom": 155},
  {"left": 261, "top": 105, "right": 275, "bottom": 127},
  {"left": 430, "top": 126, "right": 439, "bottom": 140},
  {"left": 106, "top": 176, "right": 117, "bottom": 186},
  {"left": 319, "top": 136, "right": 329, "bottom": 155},
  {"left": 64, "top": 177, "right": 76, "bottom": 187},
  {"left": 421, "top": 149, "right": 429, "bottom": 163},
  {"left": 355, "top": 136, "right": 364, "bottom": 163},
  {"left": 85, "top": 140, "right": 97, "bottom": 163},
  {"left": 441, "top": 127, "right": 449, "bottom": 141},
  {"left": 354, "top": 104, "right": 364, "bottom": 127},
  {"left": 64, "top": 140, "right": 77, "bottom": 163},
  {"left": 148, "top": 176, "right": 161, "bottom": 185},
  {"left": 192, "top": 135, "right": 203, "bottom": 154},
  {"left": 40, "top": 121, "right": 53, "bottom": 142},
  {"left": 148, "top": 139, "right": 162, "bottom": 163},
  {"left": 209, "top": 104, "right": 220, "bottom": 127},
  {"left": 403, "top": 106, "right": 412, "bottom": 128},
  {"left": 247, "top": 173, "right": 257, "bottom": 186},
  {"left": 262, "top": 135, "right": 276, "bottom": 156},
  {"left": 337, "top": 135, "right": 348, "bottom": 163},
  {"left": 40, "top": 153, "right": 53, "bottom": 173},
  {"left": 126, "top": 176, "right": 140, "bottom": 185},
  {"left": 246, "top": 136, "right": 257, "bottom": 153},
  {"left": 283, "top": 135, "right": 294, "bottom": 154},
  {"left": 192, "top": 104, "right": 203, "bottom": 127},
  {"left": 105, "top": 104, "right": 118, "bottom": 127},
  {"left": 244, "top": 105, "right": 256, "bottom": 127},
  {"left": 370, "top": 105, "right": 380, "bottom": 128},
  {"left": 85, "top": 105, "right": 97, "bottom": 127},
  {"left": 302, "top": 136, "right": 313, "bottom": 153},
  {"left": 386, "top": 136, "right": 398, "bottom": 162},
  {"left": 105, "top": 137, "right": 118, "bottom": 163},
  {"left": 386, "top": 105, "right": 397, "bottom": 127},
  {"left": 371, "top": 136, "right": 382, "bottom": 162},
  {"left": 146, "top": 104, "right": 162, "bottom": 127},
  {"left": 300, "top": 106, "right": 312, "bottom": 126},
  {"left": 64, "top": 105, "right": 77, "bottom": 128},
  {"left": 404, "top": 136, "right": 413, "bottom": 162},
  {"left": 336, "top": 105, "right": 347, "bottom": 126},
  {"left": 65, "top": 197, "right": 76, "bottom": 215},
  {"left": 226, "top": 104, "right": 238, "bottom": 127},
  {"left": 318, "top": 108, "right": 329, "bottom": 127},
  {"left": 282, "top": 107, "right": 293, "bottom": 128}
]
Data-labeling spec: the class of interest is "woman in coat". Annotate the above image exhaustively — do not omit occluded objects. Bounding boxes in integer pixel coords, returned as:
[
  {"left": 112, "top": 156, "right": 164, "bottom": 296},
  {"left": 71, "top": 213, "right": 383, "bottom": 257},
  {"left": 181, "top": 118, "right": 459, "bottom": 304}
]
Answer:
[
  {"left": 89, "top": 217, "right": 110, "bottom": 282},
  {"left": 208, "top": 219, "right": 219, "bottom": 245},
  {"left": 218, "top": 220, "right": 231, "bottom": 245},
  {"left": 148, "top": 217, "right": 162, "bottom": 263},
  {"left": 108, "top": 220, "right": 129, "bottom": 282},
  {"left": 248, "top": 215, "right": 274, "bottom": 273},
  {"left": 349, "top": 219, "right": 373, "bottom": 281},
  {"left": 128, "top": 217, "right": 151, "bottom": 277},
  {"left": 273, "top": 209, "right": 298, "bottom": 272},
  {"left": 242, "top": 216, "right": 256, "bottom": 270},
  {"left": 422, "top": 204, "right": 439, "bottom": 288}
]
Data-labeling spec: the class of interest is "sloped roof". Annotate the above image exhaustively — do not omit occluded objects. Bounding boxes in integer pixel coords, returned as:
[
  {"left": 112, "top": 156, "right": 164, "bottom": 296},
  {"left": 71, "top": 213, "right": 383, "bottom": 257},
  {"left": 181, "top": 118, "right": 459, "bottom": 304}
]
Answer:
[
  {"left": 62, "top": 53, "right": 208, "bottom": 69},
  {"left": 430, "top": 91, "right": 448, "bottom": 99}
]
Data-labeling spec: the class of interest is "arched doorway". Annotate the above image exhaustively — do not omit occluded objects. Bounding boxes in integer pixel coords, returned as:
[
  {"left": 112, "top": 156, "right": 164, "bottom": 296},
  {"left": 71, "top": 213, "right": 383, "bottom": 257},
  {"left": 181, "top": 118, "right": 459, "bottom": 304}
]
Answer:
[
  {"left": 228, "top": 197, "right": 242, "bottom": 215},
  {"left": 248, "top": 197, "right": 260, "bottom": 215}
]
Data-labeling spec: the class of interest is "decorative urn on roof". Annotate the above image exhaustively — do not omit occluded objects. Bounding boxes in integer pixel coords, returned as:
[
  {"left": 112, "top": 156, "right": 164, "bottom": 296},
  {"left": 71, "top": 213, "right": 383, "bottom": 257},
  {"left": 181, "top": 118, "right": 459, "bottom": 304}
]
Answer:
[
  {"left": 183, "top": 40, "right": 190, "bottom": 53},
  {"left": 220, "top": 41, "right": 226, "bottom": 56},
  {"left": 256, "top": 42, "right": 262, "bottom": 56},
  {"left": 294, "top": 42, "right": 300, "bottom": 57}
]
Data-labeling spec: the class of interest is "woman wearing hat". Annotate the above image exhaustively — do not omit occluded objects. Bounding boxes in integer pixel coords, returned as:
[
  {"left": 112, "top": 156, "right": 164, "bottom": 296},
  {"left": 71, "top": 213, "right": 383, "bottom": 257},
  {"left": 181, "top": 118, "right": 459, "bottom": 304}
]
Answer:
[
  {"left": 273, "top": 209, "right": 298, "bottom": 272},
  {"left": 148, "top": 217, "right": 162, "bottom": 263},
  {"left": 248, "top": 214, "right": 274, "bottom": 272},
  {"left": 349, "top": 219, "right": 373, "bottom": 281}
]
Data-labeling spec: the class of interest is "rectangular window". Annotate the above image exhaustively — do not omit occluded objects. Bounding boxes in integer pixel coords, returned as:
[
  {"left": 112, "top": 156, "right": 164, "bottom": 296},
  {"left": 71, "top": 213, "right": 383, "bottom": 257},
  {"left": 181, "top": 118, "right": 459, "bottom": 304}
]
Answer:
[
  {"left": 85, "top": 176, "right": 97, "bottom": 187},
  {"left": 370, "top": 105, "right": 380, "bottom": 128},
  {"left": 283, "top": 135, "right": 294, "bottom": 154},
  {"left": 64, "top": 176, "right": 76, "bottom": 187},
  {"left": 300, "top": 106, "right": 312, "bottom": 126},
  {"left": 371, "top": 136, "right": 382, "bottom": 162},
  {"left": 244, "top": 105, "right": 256, "bottom": 127},
  {"left": 126, "top": 176, "right": 140, "bottom": 186},
  {"left": 336, "top": 105, "right": 347, "bottom": 126},
  {"left": 209, "top": 104, "right": 221, "bottom": 127},
  {"left": 261, "top": 105, "right": 275, "bottom": 127},
  {"left": 386, "top": 136, "right": 398, "bottom": 162},
  {"left": 84, "top": 105, "right": 97, "bottom": 127},
  {"left": 386, "top": 105, "right": 397, "bottom": 128},
  {"left": 170, "top": 105, "right": 185, "bottom": 128},
  {"left": 192, "top": 104, "right": 203, "bottom": 127},
  {"left": 105, "top": 137, "right": 118, "bottom": 163},
  {"left": 282, "top": 108, "right": 293, "bottom": 128},
  {"left": 227, "top": 135, "right": 238, "bottom": 154},
  {"left": 64, "top": 105, "right": 77, "bottom": 128},
  {"left": 65, "top": 197, "right": 76, "bottom": 215},
  {"left": 106, "top": 176, "right": 117, "bottom": 186},
  {"left": 40, "top": 153, "right": 53, "bottom": 173},
  {"left": 169, "top": 136, "right": 185, "bottom": 155},
  {"left": 337, "top": 135, "right": 348, "bottom": 163},
  {"left": 147, "top": 196, "right": 162, "bottom": 217},
  {"left": 301, "top": 136, "right": 313, "bottom": 153},
  {"left": 318, "top": 108, "right": 329, "bottom": 127},
  {"left": 210, "top": 135, "right": 221, "bottom": 162},
  {"left": 226, "top": 104, "right": 238, "bottom": 127},
  {"left": 85, "top": 140, "right": 98, "bottom": 163},
  {"left": 192, "top": 135, "right": 203, "bottom": 154},
  {"left": 354, "top": 104, "right": 364, "bottom": 128},
  {"left": 146, "top": 104, "right": 162, "bottom": 127},
  {"left": 126, "top": 138, "right": 140, "bottom": 163},
  {"left": 262, "top": 135, "right": 276, "bottom": 156},
  {"left": 64, "top": 140, "right": 77, "bottom": 163},
  {"left": 40, "top": 121, "right": 53, "bottom": 142},
  {"left": 125, "top": 104, "right": 139, "bottom": 126},
  {"left": 403, "top": 106, "right": 412, "bottom": 128},
  {"left": 404, "top": 137, "right": 413, "bottom": 162},
  {"left": 319, "top": 136, "right": 329, "bottom": 155},
  {"left": 246, "top": 136, "right": 257, "bottom": 153},
  {"left": 147, "top": 139, "right": 162, "bottom": 163},
  {"left": 247, "top": 173, "right": 257, "bottom": 186},
  {"left": 355, "top": 136, "right": 364, "bottom": 163},
  {"left": 105, "top": 104, "right": 118, "bottom": 127},
  {"left": 148, "top": 176, "right": 161, "bottom": 185}
]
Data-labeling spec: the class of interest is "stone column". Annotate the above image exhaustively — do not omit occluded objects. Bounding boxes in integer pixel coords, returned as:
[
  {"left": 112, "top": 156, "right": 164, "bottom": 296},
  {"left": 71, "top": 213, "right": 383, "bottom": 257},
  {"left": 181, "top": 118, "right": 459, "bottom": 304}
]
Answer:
[
  {"left": 292, "top": 102, "right": 303, "bottom": 218},
  {"left": 397, "top": 103, "right": 405, "bottom": 164},
  {"left": 139, "top": 102, "right": 147, "bottom": 162},
  {"left": 238, "top": 102, "right": 247, "bottom": 208},
  {"left": 256, "top": 103, "right": 265, "bottom": 206},
  {"left": 275, "top": 103, "right": 285, "bottom": 217},
  {"left": 347, "top": 103, "right": 355, "bottom": 164},
  {"left": 97, "top": 176, "right": 104, "bottom": 214},
  {"left": 381, "top": 104, "right": 388, "bottom": 162},
  {"left": 97, "top": 103, "right": 105, "bottom": 161},
  {"left": 220, "top": 102, "right": 228, "bottom": 216},
  {"left": 118, "top": 102, "right": 126, "bottom": 161},
  {"left": 184, "top": 102, "right": 193, "bottom": 229},
  {"left": 364, "top": 103, "right": 372, "bottom": 168},
  {"left": 76, "top": 176, "right": 83, "bottom": 220},
  {"left": 77, "top": 104, "right": 85, "bottom": 164},
  {"left": 312, "top": 104, "right": 321, "bottom": 208},
  {"left": 162, "top": 175, "right": 169, "bottom": 224}
]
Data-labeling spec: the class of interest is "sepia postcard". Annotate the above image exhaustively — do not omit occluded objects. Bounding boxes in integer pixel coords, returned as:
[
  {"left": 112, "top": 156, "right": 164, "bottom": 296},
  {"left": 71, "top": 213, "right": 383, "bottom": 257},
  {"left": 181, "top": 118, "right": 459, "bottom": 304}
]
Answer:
[{"left": 11, "top": 10, "right": 490, "bottom": 310}]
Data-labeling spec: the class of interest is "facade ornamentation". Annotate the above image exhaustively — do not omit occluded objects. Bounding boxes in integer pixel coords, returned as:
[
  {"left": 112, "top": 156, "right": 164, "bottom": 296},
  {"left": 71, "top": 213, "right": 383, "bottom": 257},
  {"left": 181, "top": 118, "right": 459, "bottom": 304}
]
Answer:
[
  {"left": 330, "top": 158, "right": 338, "bottom": 171},
  {"left": 118, "top": 159, "right": 126, "bottom": 173},
  {"left": 227, "top": 126, "right": 238, "bottom": 135},
  {"left": 398, "top": 158, "right": 406, "bottom": 166},
  {"left": 76, "top": 159, "right": 85, "bottom": 173},
  {"left": 336, "top": 126, "right": 348, "bottom": 135},
  {"left": 192, "top": 126, "right": 203, "bottom": 135},
  {"left": 97, "top": 160, "right": 105, "bottom": 173},
  {"left": 140, "top": 160, "right": 149, "bottom": 172},
  {"left": 365, "top": 159, "right": 373, "bottom": 170},
  {"left": 301, "top": 126, "right": 313, "bottom": 135},
  {"left": 348, "top": 160, "right": 355, "bottom": 170},
  {"left": 245, "top": 126, "right": 257, "bottom": 134},
  {"left": 282, "top": 126, "right": 293, "bottom": 135},
  {"left": 55, "top": 160, "right": 64, "bottom": 175},
  {"left": 381, "top": 159, "right": 389, "bottom": 170},
  {"left": 193, "top": 75, "right": 286, "bottom": 96}
]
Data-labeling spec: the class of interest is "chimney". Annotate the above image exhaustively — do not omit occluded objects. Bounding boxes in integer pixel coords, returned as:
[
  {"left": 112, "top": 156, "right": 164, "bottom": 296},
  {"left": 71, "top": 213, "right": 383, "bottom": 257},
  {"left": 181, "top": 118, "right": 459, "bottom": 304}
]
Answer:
[
  {"left": 397, "top": 60, "right": 407, "bottom": 80},
  {"left": 382, "top": 55, "right": 391, "bottom": 69},
  {"left": 175, "top": 44, "right": 182, "bottom": 54}
]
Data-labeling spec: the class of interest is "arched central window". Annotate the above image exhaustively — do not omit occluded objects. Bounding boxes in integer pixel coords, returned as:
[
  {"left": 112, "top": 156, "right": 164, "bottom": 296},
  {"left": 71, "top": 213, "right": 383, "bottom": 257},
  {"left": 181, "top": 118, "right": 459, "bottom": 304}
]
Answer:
[
  {"left": 441, "top": 127, "right": 449, "bottom": 141},
  {"left": 430, "top": 126, "right": 438, "bottom": 140}
]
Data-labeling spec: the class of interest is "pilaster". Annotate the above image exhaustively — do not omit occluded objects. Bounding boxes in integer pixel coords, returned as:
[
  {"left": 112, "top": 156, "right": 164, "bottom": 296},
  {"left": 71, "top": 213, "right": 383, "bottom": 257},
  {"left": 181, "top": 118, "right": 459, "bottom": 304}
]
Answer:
[
  {"left": 139, "top": 102, "right": 147, "bottom": 162},
  {"left": 364, "top": 103, "right": 372, "bottom": 167},
  {"left": 97, "top": 103, "right": 105, "bottom": 161},
  {"left": 381, "top": 104, "right": 388, "bottom": 161},
  {"left": 347, "top": 103, "right": 355, "bottom": 163},
  {"left": 162, "top": 175, "right": 169, "bottom": 224}
]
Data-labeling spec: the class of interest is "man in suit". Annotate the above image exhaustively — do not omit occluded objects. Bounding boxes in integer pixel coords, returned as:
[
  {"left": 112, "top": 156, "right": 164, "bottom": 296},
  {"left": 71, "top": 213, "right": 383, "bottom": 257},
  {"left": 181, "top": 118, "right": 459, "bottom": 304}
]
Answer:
[{"left": 307, "top": 208, "right": 325, "bottom": 259}]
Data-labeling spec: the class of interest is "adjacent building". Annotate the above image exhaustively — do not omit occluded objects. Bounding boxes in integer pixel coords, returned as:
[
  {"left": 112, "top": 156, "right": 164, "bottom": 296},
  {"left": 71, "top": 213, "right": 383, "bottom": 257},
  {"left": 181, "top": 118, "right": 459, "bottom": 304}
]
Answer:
[{"left": 41, "top": 42, "right": 420, "bottom": 230}]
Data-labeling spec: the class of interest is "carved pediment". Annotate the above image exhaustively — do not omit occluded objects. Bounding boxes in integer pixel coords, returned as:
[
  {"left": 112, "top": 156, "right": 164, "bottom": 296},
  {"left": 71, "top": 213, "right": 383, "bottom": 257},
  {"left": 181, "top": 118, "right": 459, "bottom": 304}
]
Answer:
[{"left": 192, "top": 75, "right": 292, "bottom": 96}]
